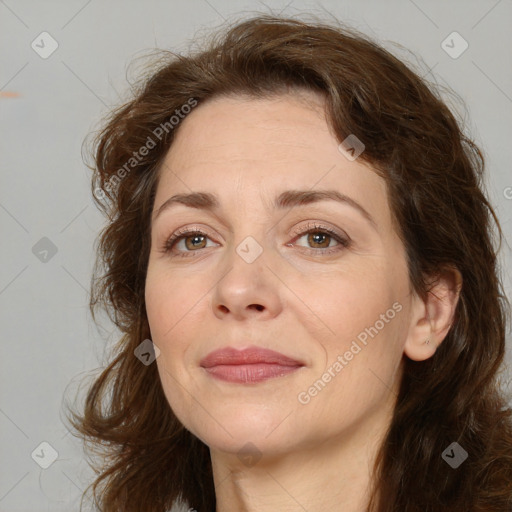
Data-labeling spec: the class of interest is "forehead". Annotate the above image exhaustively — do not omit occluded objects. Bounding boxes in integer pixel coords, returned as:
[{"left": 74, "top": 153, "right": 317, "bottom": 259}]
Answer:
[
  {"left": 154, "top": 92, "right": 388, "bottom": 219},
  {"left": 166, "top": 91, "right": 331, "bottom": 163}
]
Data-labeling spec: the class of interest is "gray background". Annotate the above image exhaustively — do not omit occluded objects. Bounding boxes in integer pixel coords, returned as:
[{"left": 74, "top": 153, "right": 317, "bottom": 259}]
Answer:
[{"left": 1, "top": 1, "right": 511, "bottom": 511}]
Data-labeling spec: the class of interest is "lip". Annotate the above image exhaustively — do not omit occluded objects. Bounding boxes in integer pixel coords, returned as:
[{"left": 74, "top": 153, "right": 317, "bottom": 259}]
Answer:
[{"left": 200, "top": 346, "right": 305, "bottom": 384}]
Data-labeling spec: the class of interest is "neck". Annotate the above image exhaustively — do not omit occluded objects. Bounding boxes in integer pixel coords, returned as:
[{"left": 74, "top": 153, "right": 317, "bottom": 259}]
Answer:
[{"left": 209, "top": 405, "right": 390, "bottom": 512}]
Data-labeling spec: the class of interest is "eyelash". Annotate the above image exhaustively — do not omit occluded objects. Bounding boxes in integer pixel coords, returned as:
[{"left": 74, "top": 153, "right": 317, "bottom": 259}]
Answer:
[{"left": 161, "top": 222, "right": 350, "bottom": 258}]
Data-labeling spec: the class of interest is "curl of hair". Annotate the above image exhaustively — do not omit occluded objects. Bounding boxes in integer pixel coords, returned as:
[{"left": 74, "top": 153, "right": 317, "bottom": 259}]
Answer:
[{"left": 63, "top": 13, "right": 512, "bottom": 512}]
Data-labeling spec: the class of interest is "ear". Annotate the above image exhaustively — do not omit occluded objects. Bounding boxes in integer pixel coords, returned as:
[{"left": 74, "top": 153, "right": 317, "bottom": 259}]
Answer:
[{"left": 404, "top": 265, "right": 462, "bottom": 362}]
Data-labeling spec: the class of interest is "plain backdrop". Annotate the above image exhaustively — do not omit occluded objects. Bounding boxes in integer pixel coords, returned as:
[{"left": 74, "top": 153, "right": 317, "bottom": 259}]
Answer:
[{"left": 1, "top": 1, "right": 511, "bottom": 511}]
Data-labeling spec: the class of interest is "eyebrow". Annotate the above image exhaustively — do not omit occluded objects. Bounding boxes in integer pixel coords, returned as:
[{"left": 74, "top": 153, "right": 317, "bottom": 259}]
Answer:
[{"left": 152, "top": 189, "right": 377, "bottom": 229}]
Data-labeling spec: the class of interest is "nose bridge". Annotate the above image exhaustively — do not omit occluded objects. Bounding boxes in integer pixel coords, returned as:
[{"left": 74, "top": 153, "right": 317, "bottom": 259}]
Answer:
[
  {"left": 210, "top": 218, "right": 283, "bottom": 319},
  {"left": 230, "top": 228, "right": 268, "bottom": 285},
  {"left": 231, "top": 195, "right": 271, "bottom": 261},
  {"left": 235, "top": 228, "right": 267, "bottom": 261},
  {"left": 227, "top": 185, "right": 289, "bottom": 275}
]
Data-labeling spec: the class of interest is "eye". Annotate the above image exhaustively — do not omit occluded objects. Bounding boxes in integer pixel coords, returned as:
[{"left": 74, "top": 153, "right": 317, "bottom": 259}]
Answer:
[
  {"left": 161, "top": 222, "right": 350, "bottom": 258},
  {"left": 162, "top": 227, "right": 217, "bottom": 257},
  {"left": 289, "top": 222, "right": 350, "bottom": 256}
]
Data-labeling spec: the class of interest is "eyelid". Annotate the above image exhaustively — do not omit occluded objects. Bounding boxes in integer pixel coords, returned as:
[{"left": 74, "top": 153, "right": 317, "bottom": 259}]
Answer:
[
  {"left": 289, "top": 221, "right": 348, "bottom": 242},
  {"left": 160, "top": 221, "right": 351, "bottom": 257},
  {"left": 162, "top": 224, "right": 218, "bottom": 250}
]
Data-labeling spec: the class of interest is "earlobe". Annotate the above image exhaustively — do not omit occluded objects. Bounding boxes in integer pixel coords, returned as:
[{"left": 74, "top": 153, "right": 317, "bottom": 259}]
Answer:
[
  {"left": 404, "top": 266, "right": 462, "bottom": 362},
  {"left": 404, "top": 316, "right": 437, "bottom": 362}
]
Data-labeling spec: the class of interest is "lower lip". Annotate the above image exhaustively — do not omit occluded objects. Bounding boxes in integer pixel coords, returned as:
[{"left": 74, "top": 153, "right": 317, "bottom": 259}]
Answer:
[{"left": 202, "top": 363, "right": 302, "bottom": 383}]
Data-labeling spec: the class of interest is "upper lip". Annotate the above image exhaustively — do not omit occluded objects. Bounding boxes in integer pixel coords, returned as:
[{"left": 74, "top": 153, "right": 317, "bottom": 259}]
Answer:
[{"left": 200, "top": 346, "right": 304, "bottom": 368}]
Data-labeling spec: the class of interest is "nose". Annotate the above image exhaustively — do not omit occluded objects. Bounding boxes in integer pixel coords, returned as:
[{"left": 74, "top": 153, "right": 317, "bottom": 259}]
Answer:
[{"left": 211, "top": 244, "right": 283, "bottom": 321}]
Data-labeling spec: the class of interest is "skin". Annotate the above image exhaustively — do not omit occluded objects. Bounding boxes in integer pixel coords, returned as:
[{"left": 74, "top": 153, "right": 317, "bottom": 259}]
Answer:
[{"left": 144, "top": 90, "right": 461, "bottom": 512}]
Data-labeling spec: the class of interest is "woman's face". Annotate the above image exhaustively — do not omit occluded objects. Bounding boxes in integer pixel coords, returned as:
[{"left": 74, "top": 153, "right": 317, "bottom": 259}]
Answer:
[{"left": 145, "top": 91, "right": 418, "bottom": 459}]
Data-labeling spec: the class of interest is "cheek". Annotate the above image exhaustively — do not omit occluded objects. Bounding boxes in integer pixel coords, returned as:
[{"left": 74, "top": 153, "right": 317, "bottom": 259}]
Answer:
[
  {"left": 145, "top": 274, "right": 171, "bottom": 341},
  {"left": 145, "top": 265, "right": 204, "bottom": 341},
  {"left": 298, "top": 265, "right": 406, "bottom": 385},
  {"left": 296, "top": 263, "right": 396, "bottom": 336}
]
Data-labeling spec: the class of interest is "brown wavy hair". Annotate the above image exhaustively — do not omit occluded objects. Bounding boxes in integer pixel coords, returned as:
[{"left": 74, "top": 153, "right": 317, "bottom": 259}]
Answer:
[{"left": 63, "top": 13, "right": 512, "bottom": 512}]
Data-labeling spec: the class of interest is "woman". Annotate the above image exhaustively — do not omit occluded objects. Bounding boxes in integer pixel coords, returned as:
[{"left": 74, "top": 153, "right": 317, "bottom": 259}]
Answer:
[{"left": 65, "top": 14, "right": 512, "bottom": 512}]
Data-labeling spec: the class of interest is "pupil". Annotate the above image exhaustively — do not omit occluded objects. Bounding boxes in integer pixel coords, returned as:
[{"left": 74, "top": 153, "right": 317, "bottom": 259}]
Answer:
[
  {"left": 184, "top": 233, "right": 331, "bottom": 250},
  {"left": 310, "top": 232, "right": 328, "bottom": 247},
  {"left": 187, "top": 235, "right": 205, "bottom": 249}
]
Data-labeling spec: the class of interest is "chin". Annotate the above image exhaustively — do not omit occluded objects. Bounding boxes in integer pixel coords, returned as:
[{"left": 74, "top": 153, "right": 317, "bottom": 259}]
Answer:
[{"left": 186, "top": 407, "right": 295, "bottom": 454}]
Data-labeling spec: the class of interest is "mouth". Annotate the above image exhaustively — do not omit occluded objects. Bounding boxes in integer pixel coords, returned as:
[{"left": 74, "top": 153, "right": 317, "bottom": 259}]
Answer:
[{"left": 200, "top": 346, "right": 305, "bottom": 384}]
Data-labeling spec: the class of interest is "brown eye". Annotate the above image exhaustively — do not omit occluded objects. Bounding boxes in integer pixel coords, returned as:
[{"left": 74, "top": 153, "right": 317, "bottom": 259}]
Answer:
[
  {"left": 306, "top": 231, "right": 333, "bottom": 249},
  {"left": 290, "top": 223, "right": 350, "bottom": 256},
  {"left": 163, "top": 229, "right": 215, "bottom": 256},
  {"left": 184, "top": 234, "right": 207, "bottom": 250}
]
